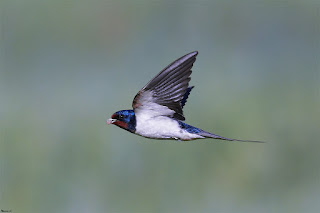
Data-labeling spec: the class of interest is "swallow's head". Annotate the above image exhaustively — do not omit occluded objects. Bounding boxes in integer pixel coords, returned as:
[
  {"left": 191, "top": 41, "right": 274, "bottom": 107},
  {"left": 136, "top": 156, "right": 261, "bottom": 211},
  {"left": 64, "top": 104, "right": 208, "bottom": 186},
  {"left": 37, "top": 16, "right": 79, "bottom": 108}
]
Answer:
[{"left": 107, "top": 110, "right": 136, "bottom": 133}]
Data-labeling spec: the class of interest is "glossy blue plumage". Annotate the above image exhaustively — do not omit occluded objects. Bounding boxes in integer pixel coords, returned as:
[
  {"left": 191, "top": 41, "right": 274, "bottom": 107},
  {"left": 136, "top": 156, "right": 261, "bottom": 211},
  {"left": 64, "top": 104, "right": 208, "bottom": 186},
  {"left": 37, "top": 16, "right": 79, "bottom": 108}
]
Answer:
[
  {"left": 178, "top": 121, "right": 202, "bottom": 134},
  {"left": 180, "top": 86, "right": 194, "bottom": 109},
  {"left": 113, "top": 110, "right": 136, "bottom": 133}
]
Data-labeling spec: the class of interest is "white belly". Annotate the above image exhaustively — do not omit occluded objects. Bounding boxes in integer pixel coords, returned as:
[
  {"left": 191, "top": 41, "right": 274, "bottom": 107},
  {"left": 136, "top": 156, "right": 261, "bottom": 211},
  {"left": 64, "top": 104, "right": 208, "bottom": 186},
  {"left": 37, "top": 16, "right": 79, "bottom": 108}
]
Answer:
[{"left": 135, "top": 115, "right": 204, "bottom": 140}]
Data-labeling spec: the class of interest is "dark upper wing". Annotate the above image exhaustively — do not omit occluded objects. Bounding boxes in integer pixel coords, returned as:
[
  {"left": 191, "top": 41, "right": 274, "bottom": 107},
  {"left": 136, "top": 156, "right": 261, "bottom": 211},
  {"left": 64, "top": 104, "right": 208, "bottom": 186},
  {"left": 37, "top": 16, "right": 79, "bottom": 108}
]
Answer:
[{"left": 132, "top": 51, "right": 198, "bottom": 120}]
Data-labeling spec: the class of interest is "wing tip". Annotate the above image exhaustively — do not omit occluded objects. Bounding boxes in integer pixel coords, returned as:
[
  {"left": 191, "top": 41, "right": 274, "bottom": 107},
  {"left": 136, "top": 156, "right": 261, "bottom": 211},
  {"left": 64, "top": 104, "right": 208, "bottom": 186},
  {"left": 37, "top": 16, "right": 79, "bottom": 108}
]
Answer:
[
  {"left": 187, "top": 51, "right": 198, "bottom": 57},
  {"left": 174, "top": 51, "right": 198, "bottom": 67}
]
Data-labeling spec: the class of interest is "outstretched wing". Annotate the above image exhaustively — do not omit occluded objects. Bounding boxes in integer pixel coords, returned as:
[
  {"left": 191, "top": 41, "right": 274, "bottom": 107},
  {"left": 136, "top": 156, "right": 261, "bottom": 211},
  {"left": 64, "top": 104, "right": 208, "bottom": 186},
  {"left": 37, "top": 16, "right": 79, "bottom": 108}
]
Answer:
[{"left": 132, "top": 51, "right": 198, "bottom": 120}]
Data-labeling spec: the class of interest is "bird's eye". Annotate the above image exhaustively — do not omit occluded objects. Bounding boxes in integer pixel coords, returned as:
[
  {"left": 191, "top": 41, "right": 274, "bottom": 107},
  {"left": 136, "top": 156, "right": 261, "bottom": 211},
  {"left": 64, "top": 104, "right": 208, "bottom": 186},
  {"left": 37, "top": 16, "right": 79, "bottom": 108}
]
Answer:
[{"left": 119, "top": 114, "right": 124, "bottom": 119}]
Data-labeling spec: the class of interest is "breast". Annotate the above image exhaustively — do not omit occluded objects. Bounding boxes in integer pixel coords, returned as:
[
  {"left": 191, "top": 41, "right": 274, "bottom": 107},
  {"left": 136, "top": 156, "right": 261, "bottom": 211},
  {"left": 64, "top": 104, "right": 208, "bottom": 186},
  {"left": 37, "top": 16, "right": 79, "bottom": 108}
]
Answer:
[{"left": 135, "top": 116, "right": 203, "bottom": 140}]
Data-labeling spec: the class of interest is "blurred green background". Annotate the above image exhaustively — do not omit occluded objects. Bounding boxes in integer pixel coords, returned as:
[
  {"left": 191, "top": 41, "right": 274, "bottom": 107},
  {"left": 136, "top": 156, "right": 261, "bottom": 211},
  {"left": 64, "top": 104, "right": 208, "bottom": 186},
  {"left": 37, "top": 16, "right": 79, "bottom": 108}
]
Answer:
[{"left": 1, "top": 0, "right": 319, "bottom": 212}]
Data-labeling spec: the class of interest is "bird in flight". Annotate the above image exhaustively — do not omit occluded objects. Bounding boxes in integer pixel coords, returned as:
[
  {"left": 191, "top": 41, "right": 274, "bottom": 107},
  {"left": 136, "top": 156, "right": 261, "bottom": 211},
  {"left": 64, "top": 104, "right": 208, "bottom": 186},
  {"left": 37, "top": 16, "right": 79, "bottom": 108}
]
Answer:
[{"left": 107, "top": 51, "right": 264, "bottom": 142}]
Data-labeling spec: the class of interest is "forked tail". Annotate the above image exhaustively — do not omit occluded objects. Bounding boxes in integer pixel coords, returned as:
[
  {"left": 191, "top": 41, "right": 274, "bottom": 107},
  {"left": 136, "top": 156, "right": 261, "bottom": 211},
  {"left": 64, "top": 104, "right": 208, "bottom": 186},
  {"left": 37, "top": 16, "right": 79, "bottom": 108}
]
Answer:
[{"left": 199, "top": 131, "right": 265, "bottom": 143}]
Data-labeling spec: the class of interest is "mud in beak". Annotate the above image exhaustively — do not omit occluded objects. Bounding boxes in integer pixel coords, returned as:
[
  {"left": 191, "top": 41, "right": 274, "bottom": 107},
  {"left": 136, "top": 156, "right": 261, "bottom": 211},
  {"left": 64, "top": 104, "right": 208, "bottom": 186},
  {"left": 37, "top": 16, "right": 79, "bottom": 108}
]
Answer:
[{"left": 106, "top": 118, "right": 117, "bottom": 125}]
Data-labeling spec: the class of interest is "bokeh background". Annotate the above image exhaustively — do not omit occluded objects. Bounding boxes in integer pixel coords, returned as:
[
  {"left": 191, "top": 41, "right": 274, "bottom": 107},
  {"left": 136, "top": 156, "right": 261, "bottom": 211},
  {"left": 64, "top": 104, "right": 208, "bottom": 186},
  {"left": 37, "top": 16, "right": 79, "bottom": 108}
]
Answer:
[{"left": 1, "top": 0, "right": 319, "bottom": 212}]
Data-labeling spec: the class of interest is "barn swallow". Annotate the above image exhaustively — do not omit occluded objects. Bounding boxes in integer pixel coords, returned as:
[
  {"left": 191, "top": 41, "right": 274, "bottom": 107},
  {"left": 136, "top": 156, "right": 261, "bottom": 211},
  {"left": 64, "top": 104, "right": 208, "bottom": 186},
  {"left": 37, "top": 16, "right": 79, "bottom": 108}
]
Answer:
[{"left": 107, "top": 51, "right": 264, "bottom": 142}]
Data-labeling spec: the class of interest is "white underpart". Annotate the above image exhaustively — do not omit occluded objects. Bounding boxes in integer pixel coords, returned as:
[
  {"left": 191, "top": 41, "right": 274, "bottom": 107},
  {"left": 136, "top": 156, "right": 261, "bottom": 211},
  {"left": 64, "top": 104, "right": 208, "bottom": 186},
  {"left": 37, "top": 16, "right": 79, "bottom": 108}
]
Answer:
[{"left": 134, "top": 91, "right": 204, "bottom": 140}]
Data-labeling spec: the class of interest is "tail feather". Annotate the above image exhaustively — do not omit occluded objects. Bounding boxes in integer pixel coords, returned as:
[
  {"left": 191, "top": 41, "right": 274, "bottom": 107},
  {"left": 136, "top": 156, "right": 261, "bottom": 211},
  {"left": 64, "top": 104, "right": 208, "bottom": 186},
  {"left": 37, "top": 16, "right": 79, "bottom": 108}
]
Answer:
[{"left": 199, "top": 131, "right": 265, "bottom": 143}]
